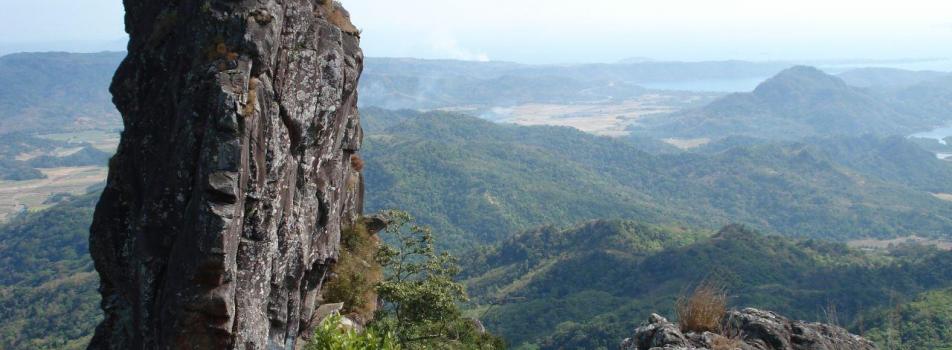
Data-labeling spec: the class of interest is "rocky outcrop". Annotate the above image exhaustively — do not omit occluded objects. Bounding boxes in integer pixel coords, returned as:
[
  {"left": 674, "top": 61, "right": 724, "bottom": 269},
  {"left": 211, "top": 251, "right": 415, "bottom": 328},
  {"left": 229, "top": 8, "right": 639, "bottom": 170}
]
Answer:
[
  {"left": 88, "top": 0, "right": 363, "bottom": 349},
  {"left": 621, "top": 309, "right": 878, "bottom": 350}
]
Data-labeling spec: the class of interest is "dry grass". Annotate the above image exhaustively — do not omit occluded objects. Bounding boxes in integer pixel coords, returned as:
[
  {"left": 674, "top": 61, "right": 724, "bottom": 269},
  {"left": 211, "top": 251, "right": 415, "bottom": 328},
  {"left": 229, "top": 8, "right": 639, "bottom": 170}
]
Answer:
[
  {"left": 322, "top": 219, "right": 383, "bottom": 322},
  {"left": 319, "top": 0, "right": 359, "bottom": 34},
  {"left": 676, "top": 280, "right": 728, "bottom": 333},
  {"left": 711, "top": 335, "right": 743, "bottom": 350},
  {"left": 206, "top": 40, "right": 239, "bottom": 68},
  {"left": 243, "top": 77, "right": 259, "bottom": 117},
  {"left": 350, "top": 154, "right": 364, "bottom": 172}
]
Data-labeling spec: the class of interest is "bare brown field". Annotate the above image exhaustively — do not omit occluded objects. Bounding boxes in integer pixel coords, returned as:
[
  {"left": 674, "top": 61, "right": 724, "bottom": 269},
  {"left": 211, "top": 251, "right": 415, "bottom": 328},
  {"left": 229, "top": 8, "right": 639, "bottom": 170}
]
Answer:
[
  {"left": 662, "top": 138, "right": 711, "bottom": 149},
  {"left": 932, "top": 193, "right": 952, "bottom": 201},
  {"left": 848, "top": 236, "right": 952, "bottom": 251},
  {"left": 38, "top": 130, "right": 121, "bottom": 153},
  {"left": 491, "top": 95, "right": 689, "bottom": 137},
  {"left": 0, "top": 166, "right": 108, "bottom": 222}
]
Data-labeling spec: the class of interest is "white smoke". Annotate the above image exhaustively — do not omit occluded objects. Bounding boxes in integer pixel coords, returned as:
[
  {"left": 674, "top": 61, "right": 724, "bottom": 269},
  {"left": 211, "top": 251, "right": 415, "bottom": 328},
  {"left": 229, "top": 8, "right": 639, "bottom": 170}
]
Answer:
[{"left": 427, "top": 31, "right": 490, "bottom": 62}]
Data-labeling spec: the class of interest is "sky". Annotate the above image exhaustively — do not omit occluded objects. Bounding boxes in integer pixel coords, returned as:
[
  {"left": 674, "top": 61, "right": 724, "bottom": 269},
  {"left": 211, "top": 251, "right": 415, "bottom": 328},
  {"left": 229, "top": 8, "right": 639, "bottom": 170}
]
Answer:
[{"left": 3, "top": 0, "right": 952, "bottom": 64}]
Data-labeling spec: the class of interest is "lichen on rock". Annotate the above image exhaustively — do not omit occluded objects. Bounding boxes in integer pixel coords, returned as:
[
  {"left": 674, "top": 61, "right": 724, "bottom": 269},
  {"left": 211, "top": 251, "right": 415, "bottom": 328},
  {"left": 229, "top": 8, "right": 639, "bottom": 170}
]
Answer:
[{"left": 88, "top": 0, "right": 363, "bottom": 349}]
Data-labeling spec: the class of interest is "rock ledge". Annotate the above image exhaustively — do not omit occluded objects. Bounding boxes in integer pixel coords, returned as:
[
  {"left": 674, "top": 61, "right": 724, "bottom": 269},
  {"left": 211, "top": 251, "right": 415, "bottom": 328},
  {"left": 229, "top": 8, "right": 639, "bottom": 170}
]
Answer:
[{"left": 621, "top": 308, "right": 878, "bottom": 350}]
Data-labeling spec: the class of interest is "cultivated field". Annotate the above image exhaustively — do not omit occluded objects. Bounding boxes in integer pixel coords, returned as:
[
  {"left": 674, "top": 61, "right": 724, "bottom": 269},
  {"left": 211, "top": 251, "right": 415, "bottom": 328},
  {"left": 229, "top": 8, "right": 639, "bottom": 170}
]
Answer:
[
  {"left": 484, "top": 93, "right": 717, "bottom": 137},
  {"left": 39, "top": 130, "right": 121, "bottom": 152},
  {"left": 0, "top": 166, "right": 108, "bottom": 222}
]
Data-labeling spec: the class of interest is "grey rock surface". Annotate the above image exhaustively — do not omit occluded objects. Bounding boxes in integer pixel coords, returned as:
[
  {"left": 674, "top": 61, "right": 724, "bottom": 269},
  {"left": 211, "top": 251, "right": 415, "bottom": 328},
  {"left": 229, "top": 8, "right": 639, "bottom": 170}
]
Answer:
[
  {"left": 621, "top": 308, "right": 878, "bottom": 350},
  {"left": 88, "top": 1, "right": 363, "bottom": 349}
]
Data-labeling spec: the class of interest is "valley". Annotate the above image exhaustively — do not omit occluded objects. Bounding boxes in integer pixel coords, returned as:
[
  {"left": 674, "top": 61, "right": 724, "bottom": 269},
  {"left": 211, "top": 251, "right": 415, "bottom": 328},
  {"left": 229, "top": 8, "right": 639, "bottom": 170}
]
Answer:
[{"left": 2, "top": 52, "right": 952, "bottom": 349}]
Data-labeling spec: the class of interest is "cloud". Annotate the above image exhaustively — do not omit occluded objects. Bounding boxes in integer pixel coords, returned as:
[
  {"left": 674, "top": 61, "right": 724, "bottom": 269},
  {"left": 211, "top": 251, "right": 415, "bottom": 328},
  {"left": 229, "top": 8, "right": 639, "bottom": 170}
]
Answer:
[{"left": 427, "top": 31, "right": 490, "bottom": 62}]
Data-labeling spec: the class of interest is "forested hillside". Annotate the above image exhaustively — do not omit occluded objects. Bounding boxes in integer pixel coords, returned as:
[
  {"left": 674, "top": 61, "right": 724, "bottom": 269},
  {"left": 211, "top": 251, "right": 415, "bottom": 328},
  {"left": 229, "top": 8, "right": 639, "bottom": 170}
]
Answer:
[
  {"left": 0, "top": 191, "right": 101, "bottom": 349},
  {"left": 0, "top": 52, "right": 123, "bottom": 134},
  {"left": 363, "top": 108, "right": 952, "bottom": 249},
  {"left": 864, "top": 288, "right": 952, "bottom": 349},
  {"left": 6, "top": 107, "right": 952, "bottom": 348},
  {"left": 461, "top": 223, "right": 952, "bottom": 348}
]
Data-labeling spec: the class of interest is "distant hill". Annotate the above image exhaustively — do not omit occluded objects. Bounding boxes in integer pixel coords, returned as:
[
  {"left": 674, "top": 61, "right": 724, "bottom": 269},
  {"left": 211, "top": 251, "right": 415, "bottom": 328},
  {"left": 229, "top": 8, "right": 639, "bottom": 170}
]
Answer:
[
  {"left": 461, "top": 222, "right": 952, "bottom": 348},
  {"left": 803, "top": 135, "right": 952, "bottom": 192},
  {"left": 0, "top": 52, "right": 124, "bottom": 134},
  {"left": 359, "top": 58, "right": 790, "bottom": 109},
  {"left": 837, "top": 67, "right": 949, "bottom": 89},
  {"left": 360, "top": 73, "right": 647, "bottom": 109},
  {"left": 891, "top": 75, "right": 952, "bottom": 123},
  {"left": 363, "top": 108, "right": 952, "bottom": 249},
  {"left": 697, "top": 134, "right": 952, "bottom": 192},
  {"left": 0, "top": 53, "right": 784, "bottom": 120},
  {"left": 635, "top": 66, "right": 951, "bottom": 139}
]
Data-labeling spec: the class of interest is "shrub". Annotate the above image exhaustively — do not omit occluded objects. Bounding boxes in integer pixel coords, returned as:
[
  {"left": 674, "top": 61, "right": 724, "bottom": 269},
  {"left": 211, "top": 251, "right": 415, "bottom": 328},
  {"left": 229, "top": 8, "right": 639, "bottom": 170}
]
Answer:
[
  {"left": 350, "top": 154, "right": 364, "bottom": 172},
  {"left": 322, "top": 219, "right": 383, "bottom": 322},
  {"left": 307, "top": 314, "right": 400, "bottom": 350},
  {"left": 676, "top": 281, "right": 728, "bottom": 333}
]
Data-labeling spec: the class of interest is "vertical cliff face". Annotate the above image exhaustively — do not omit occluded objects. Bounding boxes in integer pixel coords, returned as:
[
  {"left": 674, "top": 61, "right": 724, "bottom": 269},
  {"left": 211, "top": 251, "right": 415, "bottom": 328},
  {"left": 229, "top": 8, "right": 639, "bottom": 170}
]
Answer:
[{"left": 88, "top": 1, "right": 363, "bottom": 349}]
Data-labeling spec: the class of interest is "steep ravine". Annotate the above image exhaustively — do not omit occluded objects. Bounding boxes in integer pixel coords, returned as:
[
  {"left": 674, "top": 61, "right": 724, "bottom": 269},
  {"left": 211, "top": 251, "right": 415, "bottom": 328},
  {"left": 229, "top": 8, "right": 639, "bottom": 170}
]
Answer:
[{"left": 87, "top": 0, "right": 363, "bottom": 349}]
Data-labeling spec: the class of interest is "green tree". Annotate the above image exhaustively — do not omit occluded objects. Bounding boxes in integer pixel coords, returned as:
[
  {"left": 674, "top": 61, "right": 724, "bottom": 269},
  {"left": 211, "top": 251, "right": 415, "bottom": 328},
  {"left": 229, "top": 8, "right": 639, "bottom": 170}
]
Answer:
[{"left": 373, "top": 210, "right": 505, "bottom": 349}]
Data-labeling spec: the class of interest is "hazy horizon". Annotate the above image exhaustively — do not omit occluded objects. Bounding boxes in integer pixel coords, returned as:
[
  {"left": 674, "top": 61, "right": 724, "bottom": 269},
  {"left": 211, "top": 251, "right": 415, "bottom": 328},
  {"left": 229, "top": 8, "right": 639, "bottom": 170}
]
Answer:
[{"left": 3, "top": 0, "right": 952, "bottom": 65}]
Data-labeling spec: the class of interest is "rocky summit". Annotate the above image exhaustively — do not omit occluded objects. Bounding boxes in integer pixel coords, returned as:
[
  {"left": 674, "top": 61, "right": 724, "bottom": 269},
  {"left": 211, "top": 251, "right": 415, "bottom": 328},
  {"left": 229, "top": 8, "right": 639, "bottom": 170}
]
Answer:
[
  {"left": 87, "top": 0, "right": 363, "bottom": 349},
  {"left": 621, "top": 308, "right": 878, "bottom": 350}
]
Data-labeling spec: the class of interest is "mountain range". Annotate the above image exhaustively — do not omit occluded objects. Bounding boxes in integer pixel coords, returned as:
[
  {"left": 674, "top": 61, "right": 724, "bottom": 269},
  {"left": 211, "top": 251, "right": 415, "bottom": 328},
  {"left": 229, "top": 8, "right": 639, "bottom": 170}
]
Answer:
[
  {"left": 634, "top": 66, "right": 952, "bottom": 140},
  {"left": 631, "top": 66, "right": 952, "bottom": 140}
]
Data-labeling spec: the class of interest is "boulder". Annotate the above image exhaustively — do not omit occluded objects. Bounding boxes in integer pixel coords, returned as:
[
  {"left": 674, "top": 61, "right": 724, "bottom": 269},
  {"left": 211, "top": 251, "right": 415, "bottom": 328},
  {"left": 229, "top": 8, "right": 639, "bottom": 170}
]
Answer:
[{"left": 621, "top": 308, "right": 878, "bottom": 350}]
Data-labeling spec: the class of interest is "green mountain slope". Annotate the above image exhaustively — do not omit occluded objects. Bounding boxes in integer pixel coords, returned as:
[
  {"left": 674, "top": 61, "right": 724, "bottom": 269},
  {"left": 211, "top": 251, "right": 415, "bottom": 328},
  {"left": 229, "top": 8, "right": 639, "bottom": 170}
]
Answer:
[
  {"left": 0, "top": 191, "right": 102, "bottom": 349},
  {"left": 892, "top": 75, "right": 952, "bottom": 122},
  {"left": 0, "top": 52, "right": 124, "bottom": 134},
  {"left": 363, "top": 109, "right": 952, "bottom": 249},
  {"left": 864, "top": 288, "right": 952, "bottom": 349},
  {"left": 461, "top": 222, "right": 952, "bottom": 348}
]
